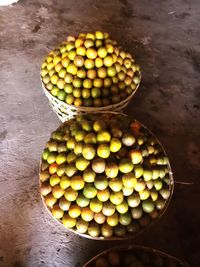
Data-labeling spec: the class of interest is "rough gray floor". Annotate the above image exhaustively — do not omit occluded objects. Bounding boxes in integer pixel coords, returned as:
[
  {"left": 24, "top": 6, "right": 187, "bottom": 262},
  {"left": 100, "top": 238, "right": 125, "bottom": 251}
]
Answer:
[{"left": 0, "top": 0, "right": 200, "bottom": 266}]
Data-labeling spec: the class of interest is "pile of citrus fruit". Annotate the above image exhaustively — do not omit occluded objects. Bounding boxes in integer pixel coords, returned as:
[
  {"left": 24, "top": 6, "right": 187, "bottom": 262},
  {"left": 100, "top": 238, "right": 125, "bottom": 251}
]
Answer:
[
  {"left": 41, "top": 31, "right": 141, "bottom": 107},
  {"left": 84, "top": 246, "right": 186, "bottom": 267},
  {"left": 39, "top": 113, "right": 173, "bottom": 239}
]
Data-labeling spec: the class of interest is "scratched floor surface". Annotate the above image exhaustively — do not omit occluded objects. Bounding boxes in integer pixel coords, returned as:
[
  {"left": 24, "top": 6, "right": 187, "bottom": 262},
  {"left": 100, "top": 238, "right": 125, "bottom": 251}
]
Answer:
[{"left": 0, "top": 0, "right": 200, "bottom": 266}]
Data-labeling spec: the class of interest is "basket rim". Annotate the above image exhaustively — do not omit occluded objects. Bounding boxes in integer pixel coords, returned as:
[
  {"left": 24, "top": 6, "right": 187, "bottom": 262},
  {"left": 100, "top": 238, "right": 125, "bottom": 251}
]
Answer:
[
  {"left": 40, "top": 71, "right": 141, "bottom": 112},
  {"left": 82, "top": 244, "right": 189, "bottom": 267},
  {"left": 39, "top": 113, "right": 174, "bottom": 241}
]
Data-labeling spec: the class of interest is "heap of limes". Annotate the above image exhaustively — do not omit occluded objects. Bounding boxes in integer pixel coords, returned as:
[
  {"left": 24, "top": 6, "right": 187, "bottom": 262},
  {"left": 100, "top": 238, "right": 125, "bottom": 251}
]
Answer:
[
  {"left": 85, "top": 246, "right": 185, "bottom": 267},
  {"left": 41, "top": 31, "right": 141, "bottom": 107},
  {"left": 40, "top": 113, "right": 172, "bottom": 238}
]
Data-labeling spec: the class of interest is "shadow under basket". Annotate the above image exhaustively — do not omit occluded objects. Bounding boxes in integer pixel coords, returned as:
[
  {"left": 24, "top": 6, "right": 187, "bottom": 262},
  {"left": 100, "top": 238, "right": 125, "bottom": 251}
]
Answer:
[
  {"left": 41, "top": 80, "right": 141, "bottom": 122},
  {"left": 83, "top": 244, "right": 189, "bottom": 267}
]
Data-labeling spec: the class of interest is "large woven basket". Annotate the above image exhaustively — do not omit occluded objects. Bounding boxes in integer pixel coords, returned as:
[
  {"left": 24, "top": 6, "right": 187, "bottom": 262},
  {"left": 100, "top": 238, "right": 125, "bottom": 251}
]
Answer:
[
  {"left": 39, "top": 112, "right": 174, "bottom": 240},
  {"left": 41, "top": 75, "right": 141, "bottom": 122},
  {"left": 83, "top": 245, "right": 189, "bottom": 266}
]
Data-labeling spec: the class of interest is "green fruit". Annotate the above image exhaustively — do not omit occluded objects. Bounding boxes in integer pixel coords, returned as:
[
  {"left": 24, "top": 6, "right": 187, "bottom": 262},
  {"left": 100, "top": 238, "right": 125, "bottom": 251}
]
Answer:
[
  {"left": 119, "top": 212, "right": 132, "bottom": 226},
  {"left": 83, "top": 185, "right": 97, "bottom": 199},
  {"left": 110, "top": 191, "right": 124, "bottom": 205},
  {"left": 75, "top": 157, "right": 90, "bottom": 171},
  {"left": 142, "top": 199, "right": 155, "bottom": 213},
  {"left": 92, "top": 158, "right": 106, "bottom": 173},
  {"left": 154, "top": 180, "right": 163, "bottom": 191},
  {"left": 116, "top": 200, "right": 129, "bottom": 214},
  {"left": 94, "top": 176, "right": 108, "bottom": 190},
  {"left": 110, "top": 138, "right": 122, "bottom": 153},
  {"left": 119, "top": 159, "right": 134, "bottom": 173},
  {"left": 82, "top": 144, "right": 96, "bottom": 160},
  {"left": 76, "top": 193, "right": 90, "bottom": 207},
  {"left": 105, "top": 162, "right": 119, "bottom": 178},
  {"left": 91, "top": 87, "right": 101, "bottom": 98},
  {"left": 42, "top": 148, "right": 50, "bottom": 160}
]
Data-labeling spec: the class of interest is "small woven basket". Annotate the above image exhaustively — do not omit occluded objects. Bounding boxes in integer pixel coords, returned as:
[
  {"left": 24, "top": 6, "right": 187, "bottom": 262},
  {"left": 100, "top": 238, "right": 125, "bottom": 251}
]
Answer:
[
  {"left": 41, "top": 76, "right": 141, "bottom": 122},
  {"left": 83, "top": 245, "right": 189, "bottom": 267}
]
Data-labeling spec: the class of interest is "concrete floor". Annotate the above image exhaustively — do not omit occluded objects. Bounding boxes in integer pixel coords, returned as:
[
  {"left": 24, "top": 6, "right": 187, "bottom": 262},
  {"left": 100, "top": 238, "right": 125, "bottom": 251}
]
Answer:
[{"left": 0, "top": 0, "right": 200, "bottom": 266}]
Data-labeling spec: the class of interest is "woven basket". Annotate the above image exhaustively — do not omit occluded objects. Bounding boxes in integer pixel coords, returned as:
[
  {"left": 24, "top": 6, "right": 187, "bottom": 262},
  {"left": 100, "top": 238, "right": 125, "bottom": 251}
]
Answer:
[
  {"left": 39, "top": 112, "right": 174, "bottom": 241},
  {"left": 41, "top": 75, "right": 141, "bottom": 122},
  {"left": 83, "top": 245, "right": 189, "bottom": 266}
]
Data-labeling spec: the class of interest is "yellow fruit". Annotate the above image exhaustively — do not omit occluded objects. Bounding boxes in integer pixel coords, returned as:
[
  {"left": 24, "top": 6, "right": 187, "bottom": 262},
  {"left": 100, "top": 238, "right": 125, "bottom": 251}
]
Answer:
[
  {"left": 103, "top": 56, "right": 113, "bottom": 67},
  {"left": 110, "top": 138, "right": 122, "bottom": 153},
  {"left": 90, "top": 198, "right": 103, "bottom": 213},
  {"left": 86, "top": 48, "right": 98, "bottom": 59},
  {"left": 64, "top": 188, "right": 78, "bottom": 201},
  {"left": 62, "top": 215, "right": 76, "bottom": 228},
  {"left": 50, "top": 174, "right": 60, "bottom": 186},
  {"left": 94, "top": 212, "right": 106, "bottom": 224},
  {"left": 76, "top": 218, "right": 89, "bottom": 233},
  {"left": 52, "top": 185, "right": 65, "bottom": 199},
  {"left": 70, "top": 176, "right": 85, "bottom": 190},
  {"left": 68, "top": 204, "right": 81, "bottom": 218},
  {"left": 66, "top": 63, "right": 78, "bottom": 75},
  {"left": 81, "top": 207, "right": 94, "bottom": 222},
  {"left": 59, "top": 197, "right": 71, "bottom": 211},
  {"left": 122, "top": 173, "right": 137, "bottom": 189},
  {"left": 44, "top": 193, "right": 57, "bottom": 208},
  {"left": 129, "top": 150, "right": 143, "bottom": 164},
  {"left": 40, "top": 183, "right": 52, "bottom": 196},
  {"left": 52, "top": 205, "right": 64, "bottom": 219},
  {"left": 74, "top": 55, "right": 84, "bottom": 67},
  {"left": 98, "top": 47, "right": 107, "bottom": 58},
  {"left": 95, "top": 57, "right": 103, "bottom": 68},
  {"left": 107, "top": 212, "right": 119, "bottom": 227}
]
